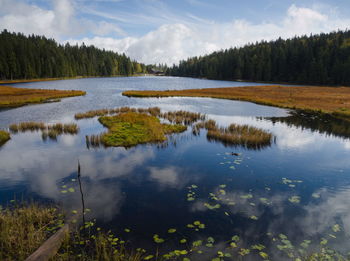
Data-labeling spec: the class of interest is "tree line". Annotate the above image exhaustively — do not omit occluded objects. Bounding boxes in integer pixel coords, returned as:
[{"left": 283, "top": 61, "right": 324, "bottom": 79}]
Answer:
[
  {"left": 0, "top": 30, "right": 149, "bottom": 80},
  {"left": 167, "top": 30, "right": 350, "bottom": 86}
]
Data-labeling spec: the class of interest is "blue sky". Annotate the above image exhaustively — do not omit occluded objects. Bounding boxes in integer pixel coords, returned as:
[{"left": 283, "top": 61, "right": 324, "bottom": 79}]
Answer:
[{"left": 1, "top": 0, "right": 349, "bottom": 64}]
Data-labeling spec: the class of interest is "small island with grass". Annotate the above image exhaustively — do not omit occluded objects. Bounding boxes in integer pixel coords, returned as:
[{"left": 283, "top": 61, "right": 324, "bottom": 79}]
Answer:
[{"left": 0, "top": 85, "right": 86, "bottom": 108}]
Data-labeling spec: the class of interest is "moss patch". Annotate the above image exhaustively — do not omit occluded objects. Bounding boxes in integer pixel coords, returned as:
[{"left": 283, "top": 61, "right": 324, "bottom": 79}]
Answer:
[
  {"left": 0, "top": 130, "right": 10, "bottom": 146},
  {"left": 98, "top": 112, "right": 187, "bottom": 147}
]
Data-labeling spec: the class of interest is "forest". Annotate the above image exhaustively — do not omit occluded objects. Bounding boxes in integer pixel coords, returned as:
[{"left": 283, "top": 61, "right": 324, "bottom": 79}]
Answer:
[
  {"left": 167, "top": 30, "right": 350, "bottom": 86},
  {"left": 0, "top": 30, "right": 148, "bottom": 80}
]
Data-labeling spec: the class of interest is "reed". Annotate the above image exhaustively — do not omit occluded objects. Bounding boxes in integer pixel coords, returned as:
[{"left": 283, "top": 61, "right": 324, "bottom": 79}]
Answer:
[
  {"left": 0, "top": 85, "right": 85, "bottom": 108},
  {"left": 195, "top": 120, "right": 273, "bottom": 149},
  {"left": 0, "top": 130, "right": 10, "bottom": 146},
  {"left": 75, "top": 107, "right": 162, "bottom": 120}
]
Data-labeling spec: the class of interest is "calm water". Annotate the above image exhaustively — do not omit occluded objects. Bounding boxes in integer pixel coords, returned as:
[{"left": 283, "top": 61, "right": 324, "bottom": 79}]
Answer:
[{"left": 1, "top": 76, "right": 350, "bottom": 260}]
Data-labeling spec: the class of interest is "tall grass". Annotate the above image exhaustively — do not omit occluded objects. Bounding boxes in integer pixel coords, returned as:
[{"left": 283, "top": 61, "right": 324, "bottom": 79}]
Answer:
[
  {"left": 0, "top": 130, "right": 10, "bottom": 146},
  {"left": 0, "top": 203, "right": 60, "bottom": 260},
  {"left": 74, "top": 106, "right": 204, "bottom": 125},
  {"left": 194, "top": 120, "right": 273, "bottom": 149}
]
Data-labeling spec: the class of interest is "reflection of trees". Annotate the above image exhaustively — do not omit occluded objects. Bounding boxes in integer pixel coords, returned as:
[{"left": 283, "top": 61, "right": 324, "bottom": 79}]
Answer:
[{"left": 264, "top": 110, "right": 350, "bottom": 139}]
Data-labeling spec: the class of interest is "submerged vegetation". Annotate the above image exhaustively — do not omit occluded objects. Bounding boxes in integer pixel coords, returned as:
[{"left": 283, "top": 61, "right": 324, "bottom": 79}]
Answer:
[
  {"left": 0, "top": 85, "right": 85, "bottom": 108},
  {"left": 123, "top": 85, "right": 350, "bottom": 121},
  {"left": 0, "top": 130, "right": 10, "bottom": 146}
]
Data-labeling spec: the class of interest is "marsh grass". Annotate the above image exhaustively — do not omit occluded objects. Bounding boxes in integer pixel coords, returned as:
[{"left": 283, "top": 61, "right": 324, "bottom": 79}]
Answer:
[
  {"left": 98, "top": 112, "right": 187, "bottom": 147},
  {"left": 122, "top": 85, "right": 350, "bottom": 121},
  {"left": 75, "top": 106, "right": 204, "bottom": 125},
  {"left": 0, "top": 85, "right": 85, "bottom": 108},
  {"left": 194, "top": 120, "right": 273, "bottom": 149},
  {"left": 0, "top": 130, "right": 10, "bottom": 146},
  {"left": 0, "top": 203, "right": 60, "bottom": 260},
  {"left": 9, "top": 122, "right": 79, "bottom": 141}
]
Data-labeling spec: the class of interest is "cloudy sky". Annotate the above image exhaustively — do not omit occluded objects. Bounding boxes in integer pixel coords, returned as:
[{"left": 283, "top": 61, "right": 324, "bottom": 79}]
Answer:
[{"left": 0, "top": 0, "right": 349, "bottom": 65}]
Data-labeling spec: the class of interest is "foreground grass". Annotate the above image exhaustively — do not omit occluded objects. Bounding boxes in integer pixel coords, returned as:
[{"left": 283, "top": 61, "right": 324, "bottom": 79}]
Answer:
[
  {"left": 0, "top": 204, "right": 60, "bottom": 260},
  {"left": 0, "top": 85, "right": 86, "bottom": 108},
  {"left": 123, "top": 85, "right": 350, "bottom": 120},
  {"left": 0, "top": 130, "right": 10, "bottom": 146},
  {"left": 1, "top": 204, "right": 348, "bottom": 261},
  {"left": 97, "top": 111, "right": 187, "bottom": 147}
]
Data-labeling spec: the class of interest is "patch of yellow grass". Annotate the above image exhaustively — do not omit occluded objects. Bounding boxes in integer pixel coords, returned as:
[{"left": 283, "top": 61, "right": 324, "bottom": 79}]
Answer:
[
  {"left": 0, "top": 85, "right": 86, "bottom": 108},
  {"left": 123, "top": 85, "right": 350, "bottom": 120}
]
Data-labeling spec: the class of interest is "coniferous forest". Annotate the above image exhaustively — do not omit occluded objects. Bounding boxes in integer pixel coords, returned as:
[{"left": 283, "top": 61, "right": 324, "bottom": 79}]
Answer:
[
  {"left": 167, "top": 31, "right": 350, "bottom": 86},
  {"left": 0, "top": 30, "right": 148, "bottom": 80}
]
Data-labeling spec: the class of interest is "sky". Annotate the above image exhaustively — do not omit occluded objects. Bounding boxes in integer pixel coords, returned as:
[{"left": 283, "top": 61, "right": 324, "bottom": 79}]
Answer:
[{"left": 0, "top": 0, "right": 349, "bottom": 65}]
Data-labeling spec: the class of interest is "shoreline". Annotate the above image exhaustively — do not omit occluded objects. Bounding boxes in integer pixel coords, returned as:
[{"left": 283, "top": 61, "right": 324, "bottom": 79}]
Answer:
[
  {"left": 0, "top": 74, "right": 153, "bottom": 85},
  {"left": 122, "top": 85, "right": 350, "bottom": 121}
]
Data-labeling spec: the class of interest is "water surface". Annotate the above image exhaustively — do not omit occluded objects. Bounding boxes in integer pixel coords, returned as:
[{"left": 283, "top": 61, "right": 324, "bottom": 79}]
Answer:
[{"left": 0, "top": 76, "right": 349, "bottom": 260}]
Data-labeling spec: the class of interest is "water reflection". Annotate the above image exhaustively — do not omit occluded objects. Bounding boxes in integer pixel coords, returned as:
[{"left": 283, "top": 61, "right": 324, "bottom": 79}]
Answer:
[{"left": 265, "top": 110, "right": 350, "bottom": 139}]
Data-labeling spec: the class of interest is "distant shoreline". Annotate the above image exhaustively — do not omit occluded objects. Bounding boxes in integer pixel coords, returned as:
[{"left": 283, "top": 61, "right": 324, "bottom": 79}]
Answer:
[
  {"left": 0, "top": 74, "right": 153, "bottom": 85},
  {"left": 123, "top": 85, "right": 350, "bottom": 121}
]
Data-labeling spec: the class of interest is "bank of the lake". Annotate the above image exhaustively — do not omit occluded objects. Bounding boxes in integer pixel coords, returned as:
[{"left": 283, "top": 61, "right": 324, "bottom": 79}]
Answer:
[
  {"left": 0, "top": 85, "right": 86, "bottom": 108},
  {"left": 123, "top": 85, "right": 350, "bottom": 120}
]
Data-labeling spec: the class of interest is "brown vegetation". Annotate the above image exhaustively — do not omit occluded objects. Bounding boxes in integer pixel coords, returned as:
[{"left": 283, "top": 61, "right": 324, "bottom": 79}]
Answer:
[
  {"left": 123, "top": 85, "right": 350, "bottom": 120},
  {"left": 0, "top": 130, "right": 10, "bottom": 146},
  {"left": 0, "top": 85, "right": 85, "bottom": 108},
  {"left": 194, "top": 119, "right": 273, "bottom": 149}
]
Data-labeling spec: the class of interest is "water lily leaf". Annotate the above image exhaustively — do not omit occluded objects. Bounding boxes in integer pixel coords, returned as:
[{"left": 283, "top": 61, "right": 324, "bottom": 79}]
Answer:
[
  {"left": 230, "top": 242, "right": 237, "bottom": 248},
  {"left": 238, "top": 248, "right": 250, "bottom": 256},
  {"left": 183, "top": 258, "right": 190, "bottom": 261},
  {"left": 168, "top": 228, "right": 176, "bottom": 233},
  {"left": 250, "top": 215, "right": 258, "bottom": 220},
  {"left": 224, "top": 212, "right": 229, "bottom": 216},
  {"left": 144, "top": 255, "right": 154, "bottom": 260},
  {"left": 219, "top": 184, "right": 226, "bottom": 188},
  {"left": 68, "top": 187, "right": 75, "bottom": 193},
  {"left": 124, "top": 228, "right": 131, "bottom": 233},
  {"left": 312, "top": 192, "right": 320, "bottom": 198},
  {"left": 207, "top": 237, "right": 215, "bottom": 243},
  {"left": 251, "top": 244, "right": 265, "bottom": 250},
  {"left": 320, "top": 238, "right": 328, "bottom": 245},
  {"left": 71, "top": 210, "right": 78, "bottom": 214},
  {"left": 180, "top": 239, "right": 187, "bottom": 244},
  {"left": 191, "top": 185, "right": 198, "bottom": 189},
  {"left": 232, "top": 235, "right": 240, "bottom": 242},
  {"left": 288, "top": 196, "right": 301, "bottom": 203},
  {"left": 62, "top": 185, "right": 67, "bottom": 188},
  {"left": 204, "top": 203, "right": 221, "bottom": 210},
  {"left": 192, "top": 240, "right": 202, "bottom": 247},
  {"left": 332, "top": 224, "right": 341, "bottom": 232},
  {"left": 61, "top": 190, "right": 67, "bottom": 193},
  {"left": 187, "top": 197, "right": 195, "bottom": 201},
  {"left": 240, "top": 194, "right": 253, "bottom": 199},
  {"left": 259, "top": 252, "right": 269, "bottom": 259}
]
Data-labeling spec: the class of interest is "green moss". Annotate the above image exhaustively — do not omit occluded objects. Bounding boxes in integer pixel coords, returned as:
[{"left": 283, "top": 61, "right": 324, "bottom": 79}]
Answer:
[
  {"left": 98, "top": 112, "right": 187, "bottom": 147},
  {"left": 0, "top": 130, "right": 10, "bottom": 146}
]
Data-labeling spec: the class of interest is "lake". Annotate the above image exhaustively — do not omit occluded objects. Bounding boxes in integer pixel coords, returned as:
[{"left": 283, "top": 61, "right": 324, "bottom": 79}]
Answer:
[{"left": 1, "top": 76, "right": 350, "bottom": 260}]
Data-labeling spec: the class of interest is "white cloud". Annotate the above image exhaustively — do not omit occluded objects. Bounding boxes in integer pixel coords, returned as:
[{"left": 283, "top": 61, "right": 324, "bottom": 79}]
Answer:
[
  {"left": 0, "top": 1, "right": 349, "bottom": 64},
  {"left": 0, "top": 0, "right": 125, "bottom": 39},
  {"left": 68, "top": 4, "right": 350, "bottom": 64}
]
